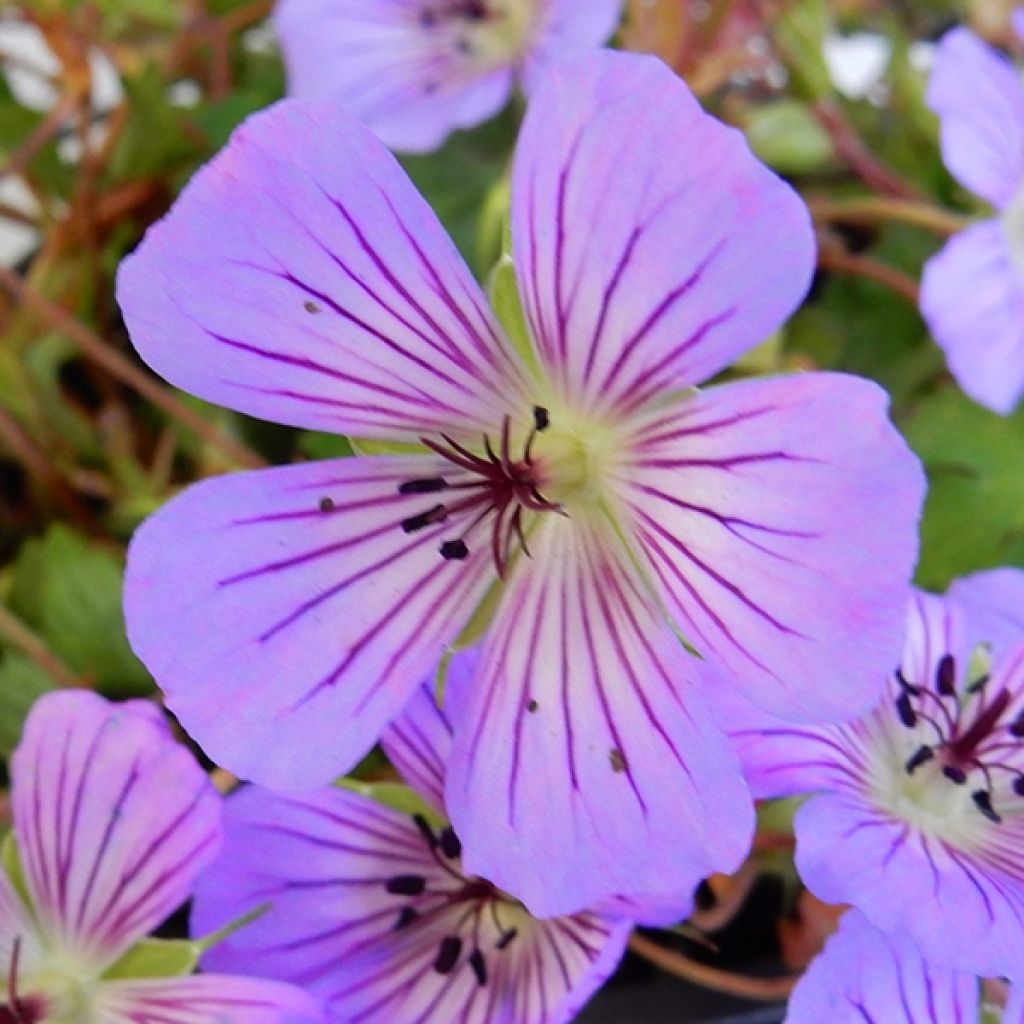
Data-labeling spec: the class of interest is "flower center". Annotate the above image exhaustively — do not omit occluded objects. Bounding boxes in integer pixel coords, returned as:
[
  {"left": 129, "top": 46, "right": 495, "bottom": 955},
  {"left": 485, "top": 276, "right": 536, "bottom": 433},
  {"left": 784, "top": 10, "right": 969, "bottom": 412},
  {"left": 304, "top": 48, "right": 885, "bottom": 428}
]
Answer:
[
  {"left": 382, "top": 815, "right": 527, "bottom": 988},
  {"left": 1, "top": 941, "right": 46, "bottom": 1024},
  {"left": 419, "top": 0, "right": 540, "bottom": 68},
  {"left": 889, "top": 653, "right": 1024, "bottom": 826},
  {"left": 399, "top": 406, "right": 562, "bottom": 577},
  {"left": 2, "top": 938, "right": 99, "bottom": 1024}
]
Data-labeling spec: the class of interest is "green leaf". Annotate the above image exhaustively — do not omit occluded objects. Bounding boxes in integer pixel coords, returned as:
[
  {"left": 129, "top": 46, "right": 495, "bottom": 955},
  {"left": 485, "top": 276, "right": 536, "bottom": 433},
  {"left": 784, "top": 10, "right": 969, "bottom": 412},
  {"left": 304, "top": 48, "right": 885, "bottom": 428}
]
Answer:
[
  {"left": 902, "top": 387, "right": 1024, "bottom": 589},
  {"left": 103, "top": 939, "right": 199, "bottom": 981},
  {"left": 0, "top": 654, "right": 56, "bottom": 758},
  {"left": 7, "top": 526, "right": 152, "bottom": 696},
  {"left": 773, "top": 0, "right": 833, "bottom": 100},
  {"left": 337, "top": 780, "right": 445, "bottom": 828}
]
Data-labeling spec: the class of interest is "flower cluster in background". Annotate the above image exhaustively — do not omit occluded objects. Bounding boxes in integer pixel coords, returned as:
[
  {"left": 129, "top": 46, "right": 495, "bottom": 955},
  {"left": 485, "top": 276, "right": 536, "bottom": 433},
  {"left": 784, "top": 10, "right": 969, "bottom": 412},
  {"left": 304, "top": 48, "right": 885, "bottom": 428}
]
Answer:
[{"left": 2, "top": 1, "right": 1024, "bottom": 1022}]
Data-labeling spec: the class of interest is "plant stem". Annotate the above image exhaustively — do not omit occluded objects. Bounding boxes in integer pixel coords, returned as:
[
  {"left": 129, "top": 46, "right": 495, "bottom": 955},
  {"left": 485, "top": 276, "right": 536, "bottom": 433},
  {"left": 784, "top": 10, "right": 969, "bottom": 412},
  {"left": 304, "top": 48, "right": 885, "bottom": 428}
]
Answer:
[
  {"left": 0, "top": 603, "right": 85, "bottom": 690},
  {"left": 628, "top": 933, "right": 799, "bottom": 1002},
  {"left": 809, "top": 196, "right": 970, "bottom": 237},
  {"left": 817, "top": 247, "right": 921, "bottom": 304}
]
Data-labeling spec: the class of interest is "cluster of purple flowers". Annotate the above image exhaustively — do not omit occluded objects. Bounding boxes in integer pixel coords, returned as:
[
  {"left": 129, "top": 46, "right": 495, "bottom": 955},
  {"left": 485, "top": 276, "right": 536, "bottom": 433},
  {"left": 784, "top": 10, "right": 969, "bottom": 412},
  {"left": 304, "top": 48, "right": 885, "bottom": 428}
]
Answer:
[{"left": 3, "top": 3, "right": 1023, "bottom": 1022}]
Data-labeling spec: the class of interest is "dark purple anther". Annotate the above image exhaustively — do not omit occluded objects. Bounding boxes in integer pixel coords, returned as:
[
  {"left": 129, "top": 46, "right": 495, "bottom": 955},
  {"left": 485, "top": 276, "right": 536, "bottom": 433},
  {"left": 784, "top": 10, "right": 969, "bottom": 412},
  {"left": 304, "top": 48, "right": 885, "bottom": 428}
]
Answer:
[
  {"left": 896, "top": 691, "right": 917, "bottom": 728},
  {"left": 440, "top": 826, "right": 462, "bottom": 860},
  {"left": 386, "top": 874, "right": 427, "bottom": 896},
  {"left": 905, "top": 745, "right": 934, "bottom": 775},
  {"left": 971, "top": 790, "right": 1002, "bottom": 824},
  {"left": 434, "top": 936, "right": 463, "bottom": 975},
  {"left": 935, "top": 654, "right": 957, "bottom": 697}
]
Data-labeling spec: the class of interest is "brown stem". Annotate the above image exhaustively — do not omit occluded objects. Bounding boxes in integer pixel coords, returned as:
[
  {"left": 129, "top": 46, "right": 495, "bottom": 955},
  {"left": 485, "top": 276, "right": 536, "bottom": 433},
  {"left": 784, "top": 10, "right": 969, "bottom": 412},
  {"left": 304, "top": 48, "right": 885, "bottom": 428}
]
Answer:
[
  {"left": 817, "top": 247, "right": 921, "bottom": 304},
  {"left": 0, "top": 267, "right": 266, "bottom": 470},
  {"left": 0, "top": 91, "right": 80, "bottom": 181},
  {"left": 813, "top": 100, "right": 924, "bottom": 201},
  {"left": 629, "top": 933, "right": 799, "bottom": 1002},
  {"left": 0, "top": 602, "right": 85, "bottom": 690},
  {"left": 210, "top": 768, "right": 240, "bottom": 794},
  {"left": 808, "top": 196, "right": 970, "bottom": 237}
]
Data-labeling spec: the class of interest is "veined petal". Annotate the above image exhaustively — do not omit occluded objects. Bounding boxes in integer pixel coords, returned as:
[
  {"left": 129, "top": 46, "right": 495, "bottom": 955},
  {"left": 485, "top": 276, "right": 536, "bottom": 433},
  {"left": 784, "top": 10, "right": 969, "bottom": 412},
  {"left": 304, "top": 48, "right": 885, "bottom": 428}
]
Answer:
[
  {"left": 520, "top": 0, "right": 623, "bottom": 93},
  {"left": 96, "top": 975, "right": 324, "bottom": 1024},
  {"left": 949, "top": 568, "right": 1024, "bottom": 664},
  {"left": 446, "top": 516, "right": 755, "bottom": 922},
  {"left": 192, "top": 786, "right": 629, "bottom": 1024},
  {"left": 795, "top": 791, "right": 1024, "bottom": 980},
  {"left": 785, "top": 910, "right": 980, "bottom": 1024},
  {"left": 274, "top": 0, "right": 514, "bottom": 154},
  {"left": 511, "top": 50, "right": 813, "bottom": 413},
  {"left": 117, "top": 100, "right": 526, "bottom": 440},
  {"left": 382, "top": 684, "right": 454, "bottom": 816},
  {"left": 928, "top": 28, "right": 1024, "bottom": 208},
  {"left": 125, "top": 456, "right": 496, "bottom": 790},
  {"left": 921, "top": 221, "right": 1024, "bottom": 415},
  {"left": 11, "top": 692, "right": 221, "bottom": 967},
  {"left": 1006, "top": 985, "right": 1024, "bottom": 1022},
  {"left": 0, "top": 869, "right": 42, "bottom": 982},
  {"left": 901, "top": 590, "right": 968, "bottom": 687},
  {"left": 621, "top": 373, "right": 924, "bottom": 723}
]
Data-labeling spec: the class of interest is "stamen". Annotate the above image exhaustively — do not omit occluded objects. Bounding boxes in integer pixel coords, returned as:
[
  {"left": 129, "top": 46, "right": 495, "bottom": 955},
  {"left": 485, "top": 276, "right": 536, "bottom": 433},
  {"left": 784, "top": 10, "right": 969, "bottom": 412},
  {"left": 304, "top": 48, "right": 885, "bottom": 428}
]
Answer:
[
  {"left": 1014, "top": 777, "right": 1024, "bottom": 797},
  {"left": 394, "top": 907, "right": 420, "bottom": 931},
  {"left": 905, "top": 745, "right": 934, "bottom": 775},
  {"left": 942, "top": 765, "right": 967, "bottom": 785},
  {"left": 386, "top": 874, "right": 427, "bottom": 896},
  {"left": 533, "top": 406, "right": 550, "bottom": 432},
  {"left": 495, "top": 928, "right": 518, "bottom": 950},
  {"left": 413, "top": 814, "right": 439, "bottom": 849},
  {"left": 399, "top": 477, "right": 449, "bottom": 495},
  {"left": 469, "top": 949, "right": 488, "bottom": 987},
  {"left": 971, "top": 789, "right": 1002, "bottom": 824},
  {"left": 440, "top": 539, "right": 469, "bottom": 561},
  {"left": 434, "top": 936, "right": 463, "bottom": 975},
  {"left": 1011, "top": 710, "right": 1024, "bottom": 738},
  {"left": 439, "top": 827, "right": 462, "bottom": 860},
  {"left": 401, "top": 504, "right": 448, "bottom": 534},
  {"left": 896, "top": 691, "right": 917, "bottom": 728},
  {"left": 935, "top": 654, "right": 957, "bottom": 697}
]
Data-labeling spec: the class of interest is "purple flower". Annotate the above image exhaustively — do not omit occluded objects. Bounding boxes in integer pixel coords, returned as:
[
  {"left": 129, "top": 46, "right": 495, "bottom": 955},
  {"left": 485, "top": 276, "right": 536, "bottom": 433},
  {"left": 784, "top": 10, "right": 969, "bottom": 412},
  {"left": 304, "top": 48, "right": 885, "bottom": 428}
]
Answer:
[
  {"left": 716, "top": 572, "right": 1024, "bottom": 980},
  {"left": 118, "top": 51, "right": 924, "bottom": 917},
  {"left": 273, "top": 0, "right": 623, "bottom": 152},
  {"left": 920, "top": 26, "right": 1024, "bottom": 414},
  {"left": 0, "top": 691, "right": 323, "bottom": 1024},
  {"left": 786, "top": 910, "right": 991, "bottom": 1024},
  {"left": 190, "top": 683, "right": 631, "bottom": 1024}
]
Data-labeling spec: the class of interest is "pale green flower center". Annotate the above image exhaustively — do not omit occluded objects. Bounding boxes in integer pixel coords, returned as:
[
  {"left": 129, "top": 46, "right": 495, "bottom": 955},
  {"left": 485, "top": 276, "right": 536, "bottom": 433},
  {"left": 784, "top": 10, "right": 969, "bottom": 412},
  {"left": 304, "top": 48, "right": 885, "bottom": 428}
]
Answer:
[
  {"left": 427, "top": 0, "right": 541, "bottom": 69},
  {"left": 20, "top": 952, "right": 102, "bottom": 1024}
]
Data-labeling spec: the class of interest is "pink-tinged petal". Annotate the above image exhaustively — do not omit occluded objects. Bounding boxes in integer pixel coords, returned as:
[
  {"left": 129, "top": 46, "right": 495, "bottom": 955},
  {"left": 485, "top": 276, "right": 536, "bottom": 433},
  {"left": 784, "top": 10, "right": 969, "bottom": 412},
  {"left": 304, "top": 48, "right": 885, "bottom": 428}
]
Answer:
[
  {"left": 901, "top": 590, "right": 969, "bottom": 688},
  {"left": 921, "top": 221, "right": 1024, "bottom": 415},
  {"left": 96, "top": 975, "right": 324, "bottom": 1024},
  {"left": 381, "top": 684, "right": 454, "bottom": 816},
  {"left": 785, "top": 910, "right": 980, "bottom": 1024},
  {"left": 795, "top": 791, "right": 1024, "bottom": 980},
  {"left": 949, "top": 568, "right": 1024, "bottom": 665},
  {"left": 274, "top": 0, "right": 514, "bottom": 154},
  {"left": 1007, "top": 985, "right": 1024, "bottom": 1022},
  {"left": 446, "top": 516, "right": 755, "bottom": 922},
  {"left": 928, "top": 28, "right": 1024, "bottom": 208},
  {"left": 11, "top": 691, "right": 221, "bottom": 967},
  {"left": 192, "top": 786, "right": 629, "bottom": 1024},
  {"left": 511, "top": 50, "right": 813, "bottom": 413},
  {"left": 0, "top": 869, "right": 42, "bottom": 979},
  {"left": 520, "top": 0, "right": 623, "bottom": 92},
  {"left": 622, "top": 373, "right": 924, "bottom": 724},
  {"left": 117, "top": 100, "right": 526, "bottom": 441},
  {"left": 125, "top": 457, "right": 496, "bottom": 789}
]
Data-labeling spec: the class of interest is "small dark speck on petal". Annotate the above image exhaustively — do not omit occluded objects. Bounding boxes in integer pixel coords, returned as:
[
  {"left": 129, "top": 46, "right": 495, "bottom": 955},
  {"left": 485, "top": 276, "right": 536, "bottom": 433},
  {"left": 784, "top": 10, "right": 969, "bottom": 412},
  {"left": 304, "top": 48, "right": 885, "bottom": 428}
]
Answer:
[
  {"left": 527, "top": 699, "right": 538, "bottom": 713},
  {"left": 304, "top": 300, "right": 322, "bottom": 314},
  {"left": 609, "top": 749, "right": 627, "bottom": 773},
  {"left": 319, "top": 497, "right": 334, "bottom": 513}
]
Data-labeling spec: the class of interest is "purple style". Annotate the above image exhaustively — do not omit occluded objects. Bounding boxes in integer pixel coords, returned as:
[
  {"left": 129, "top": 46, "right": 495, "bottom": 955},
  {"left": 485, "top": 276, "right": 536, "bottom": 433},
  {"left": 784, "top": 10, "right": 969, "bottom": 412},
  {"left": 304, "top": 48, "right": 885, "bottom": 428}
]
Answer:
[
  {"left": 191, "top": 684, "right": 631, "bottom": 1024},
  {"left": 118, "top": 51, "right": 924, "bottom": 918}
]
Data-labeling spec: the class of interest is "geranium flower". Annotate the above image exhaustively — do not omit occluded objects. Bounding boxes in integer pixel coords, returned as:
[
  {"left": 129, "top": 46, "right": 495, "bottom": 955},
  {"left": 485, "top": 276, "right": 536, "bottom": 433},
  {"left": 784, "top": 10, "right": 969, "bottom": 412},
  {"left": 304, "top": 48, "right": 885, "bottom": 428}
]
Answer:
[
  {"left": 0, "top": 691, "right": 323, "bottom": 1024},
  {"left": 118, "top": 51, "right": 924, "bottom": 917},
  {"left": 717, "top": 571, "right": 1024, "bottom": 980},
  {"left": 786, "top": 910, "right": 1015, "bottom": 1024},
  {"left": 920, "top": 24, "right": 1024, "bottom": 414},
  {"left": 189, "top": 683, "right": 631, "bottom": 1024},
  {"left": 273, "top": 0, "right": 623, "bottom": 152}
]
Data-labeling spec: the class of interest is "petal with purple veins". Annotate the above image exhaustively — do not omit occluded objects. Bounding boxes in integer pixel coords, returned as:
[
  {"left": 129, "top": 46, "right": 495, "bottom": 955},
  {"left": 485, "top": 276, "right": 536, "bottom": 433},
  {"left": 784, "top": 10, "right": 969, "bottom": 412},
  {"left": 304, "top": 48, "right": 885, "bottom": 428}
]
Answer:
[
  {"left": 621, "top": 372, "right": 924, "bottom": 724},
  {"left": 785, "top": 910, "right": 980, "bottom": 1024},
  {"left": 511, "top": 50, "right": 814, "bottom": 414},
  {"left": 928, "top": 28, "right": 1024, "bottom": 209},
  {"left": 273, "top": 0, "right": 515, "bottom": 154},
  {"left": 382, "top": 684, "right": 456, "bottom": 817},
  {"left": 96, "top": 974, "right": 324, "bottom": 1024},
  {"left": 949, "top": 568, "right": 1024, "bottom": 665},
  {"left": 445, "top": 515, "right": 754, "bottom": 922},
  {"left": 117, "top": 100, "right": 526, "bottom": 441},
  {"left": 921, "top": 221, "right": 1024, "bottom": 415},
  {"left": 11, "top": 691, "right": 221, "bottom": 968},
  {"left": 520, "top": 0, "right": 623, "bottom": 92},
  {"left": 192, "top": 786, "right": 629, "bottom": 1024},
  {"left": 125, "top": 456, "right": 497, "bottom": 790}
]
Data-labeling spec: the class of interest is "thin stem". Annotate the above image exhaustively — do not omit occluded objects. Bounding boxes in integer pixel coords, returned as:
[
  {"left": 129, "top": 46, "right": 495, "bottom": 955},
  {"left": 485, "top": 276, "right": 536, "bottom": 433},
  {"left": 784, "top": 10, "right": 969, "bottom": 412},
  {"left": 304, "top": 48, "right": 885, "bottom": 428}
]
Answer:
[
  {"left": 0, "top": 267, "right": 266, "bottom": 470},
  {"left": 817, "top": 247, "right": 921, "bottom": 304},
  {"left": 808, "top": 196, "right": 971, "bottom": 237},
  {"left": 628, "top": 933, "right": 799, "bottom": 1002},
  {"left": 0, "top": 603, "right": 85, "bottom": 690}
]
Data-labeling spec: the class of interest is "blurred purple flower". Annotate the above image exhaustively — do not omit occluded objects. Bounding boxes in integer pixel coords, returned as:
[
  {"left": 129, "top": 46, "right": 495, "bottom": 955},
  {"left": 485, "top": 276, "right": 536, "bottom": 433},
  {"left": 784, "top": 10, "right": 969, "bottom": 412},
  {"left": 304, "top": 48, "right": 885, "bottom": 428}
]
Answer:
[
  {"left": 191, "top": 684, "right": 631, "bottom": 1024},
  {"left": 716, "top": 571, "right": 1024, "bottom": 980},
  {"left": 921, "top": 26, "right": 1024, "bottom": 414},
  {"left": 0, "top": 691, "right": 323, "bottom": 1024},
  {"left": 273, "top": 0, "right": 623, "bottom": 152},
  {"left": 118, "top": 50, "right": 924, "bottom": 917},
  {"left": 785, "top": 911, "right": 995, "bottom": 1024}
]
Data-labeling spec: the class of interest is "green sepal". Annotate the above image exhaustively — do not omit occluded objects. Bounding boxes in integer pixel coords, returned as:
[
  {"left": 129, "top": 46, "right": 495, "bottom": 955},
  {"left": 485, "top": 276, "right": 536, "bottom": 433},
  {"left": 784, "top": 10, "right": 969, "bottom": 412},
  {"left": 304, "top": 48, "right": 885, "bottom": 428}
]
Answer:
[
  {"left": 487, "top": 255, "right": 540, "bottom": 378},
  {"left": 1, "top": 832, "right": 32, "bottom": 909},
  {"left": 336, "top": 780, "right": 445, "bottom": 829},
  {"left": 103, "top": 938, "right": 200, "bottom": 981},
  {"left": 350, "top": 437, "right": 429, "bottom": 456}
]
